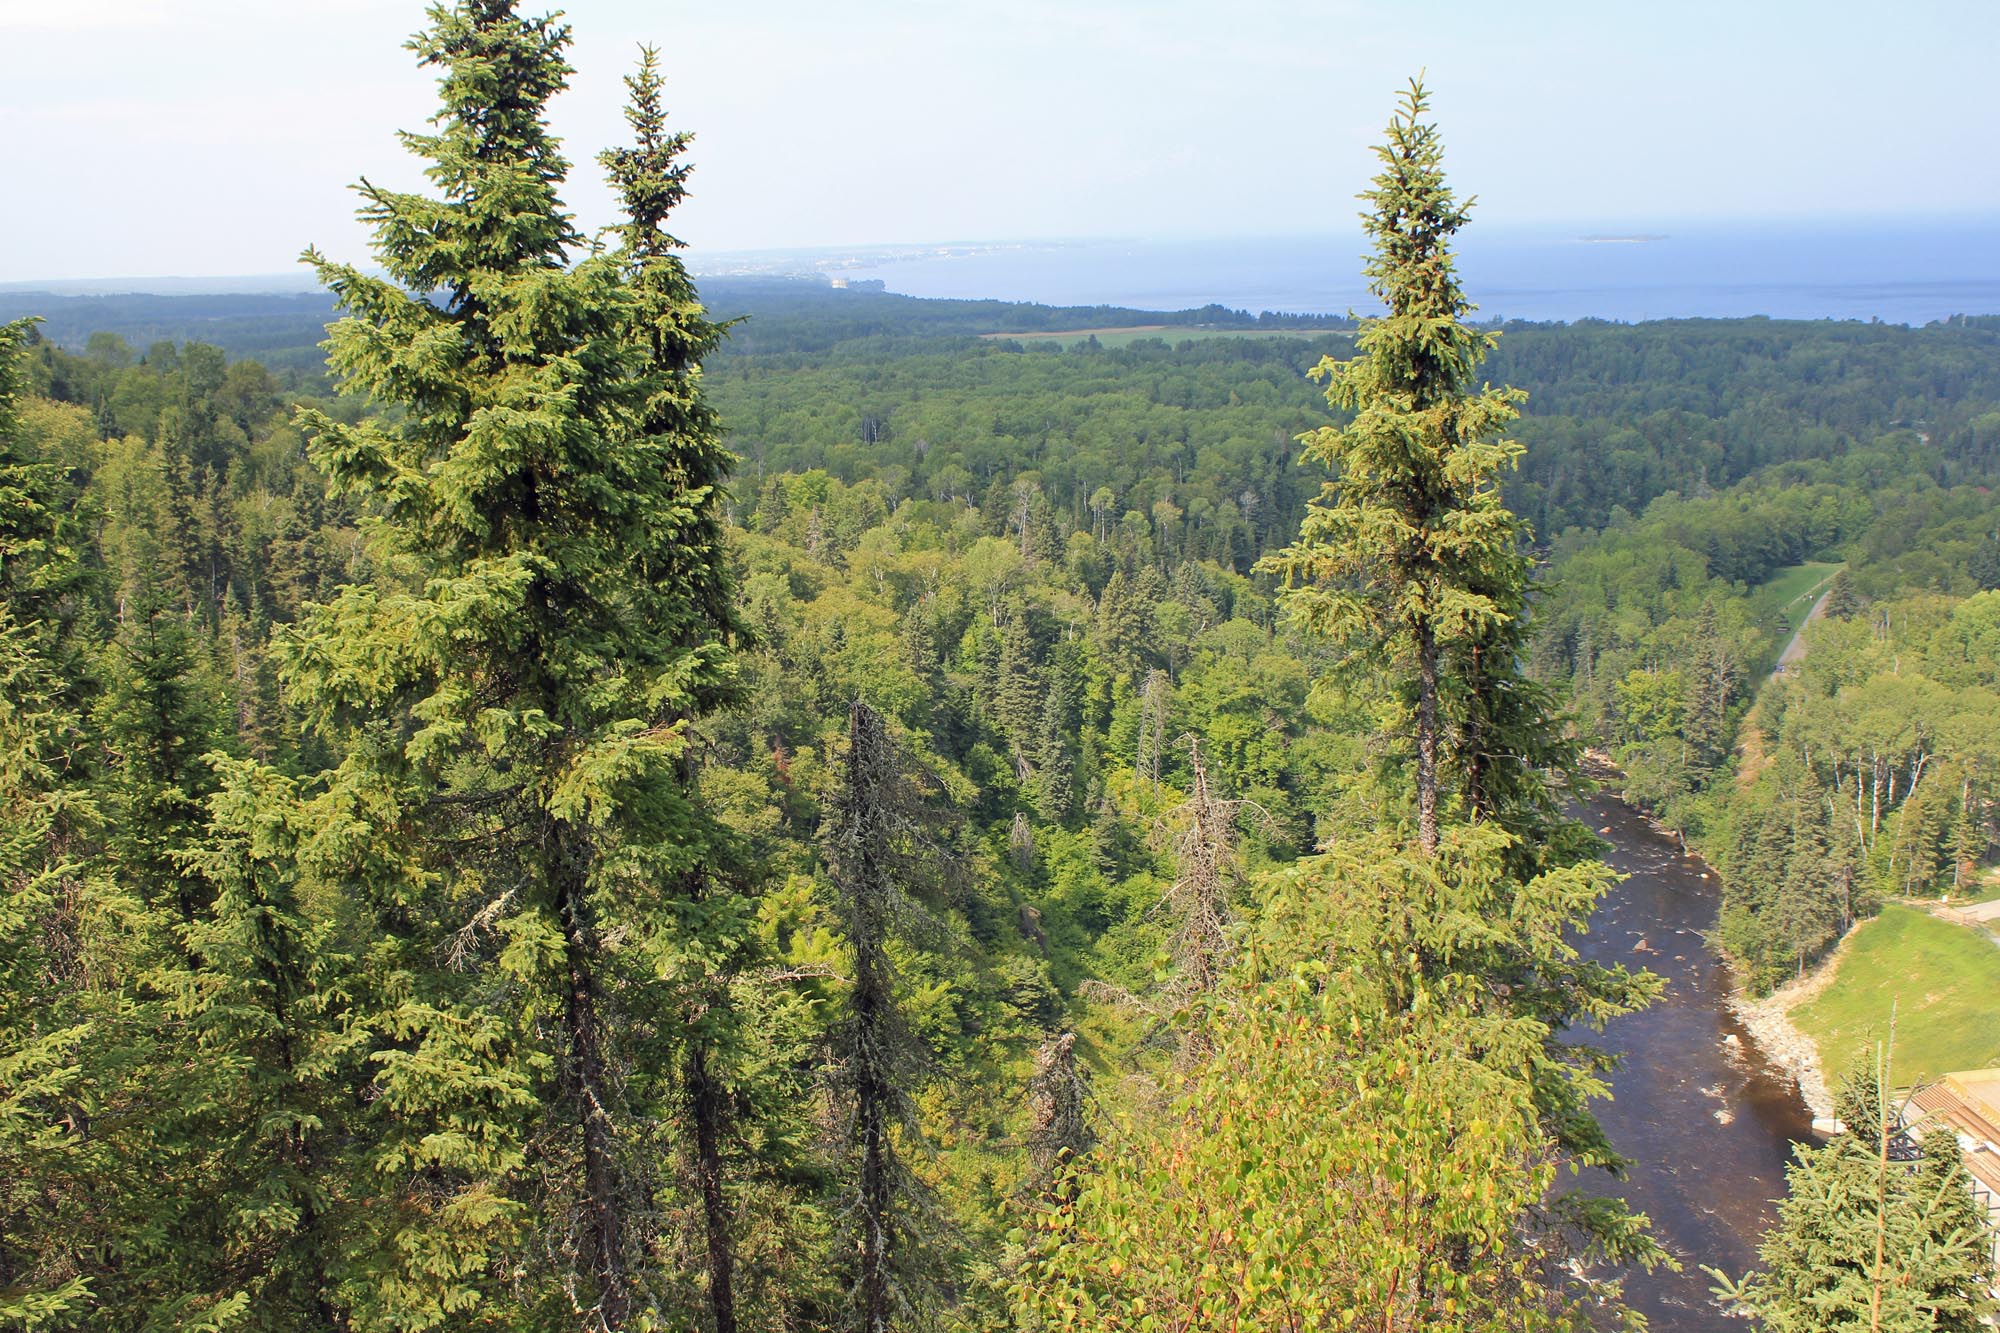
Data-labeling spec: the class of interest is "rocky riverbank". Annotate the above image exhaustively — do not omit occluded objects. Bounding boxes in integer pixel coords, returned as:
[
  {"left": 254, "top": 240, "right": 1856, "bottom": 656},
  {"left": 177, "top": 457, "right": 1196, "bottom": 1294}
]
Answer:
[{"left": 1725, "top": 982, "right": 1834, "bottom": 1122}]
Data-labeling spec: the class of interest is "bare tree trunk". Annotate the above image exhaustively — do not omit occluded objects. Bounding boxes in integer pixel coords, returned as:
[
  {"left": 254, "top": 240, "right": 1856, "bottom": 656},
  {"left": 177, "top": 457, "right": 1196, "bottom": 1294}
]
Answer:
[
  {"left": 843, "top": 700, "right": 895, "bottom": 1333},
  {"left": 1025, "top": 1033, "right": 1091, "bottom": 1199},
  {"left": 1871, "top": 752, "right": 1882, "bottom": 840},
  {"left": 687, "top": 1037, "right": 737, "bottom": 1333},
  {"left": 1135, "top": 669, "right": 1168, "bottom": 785},
  {"left": 852, "top": 861, "right": 893, "bottom": 1332},
  {"left": 828, "top": 699, "right": 963, "bottom": 1331},
  {"left": 1417, "top": 621, "right": 1440, "bottom": 856},
  {"left": 554, "top": 824, "right": 630, "bottom": 1327},
  {"left": 1163, "top": 736, "right": 1241, "bottom": 1062},
  {"left": 857, "top": 977, "right": 893, "bottom": 1333}
]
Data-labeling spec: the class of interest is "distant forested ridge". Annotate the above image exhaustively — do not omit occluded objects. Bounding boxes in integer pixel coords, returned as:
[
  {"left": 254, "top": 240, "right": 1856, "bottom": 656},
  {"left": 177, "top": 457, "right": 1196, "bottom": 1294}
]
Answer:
[
  {"left": 23, "top": 288, "right": 2000, "bottom": 580},
  {"left": 0, "top": 281, "right": 1342, "bottom": 377}
]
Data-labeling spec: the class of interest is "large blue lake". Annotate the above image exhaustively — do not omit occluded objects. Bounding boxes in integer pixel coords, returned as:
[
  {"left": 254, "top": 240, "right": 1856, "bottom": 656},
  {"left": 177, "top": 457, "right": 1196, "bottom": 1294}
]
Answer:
[{"left": 708, "top": 221, "right": 2000, "bottom": 325}]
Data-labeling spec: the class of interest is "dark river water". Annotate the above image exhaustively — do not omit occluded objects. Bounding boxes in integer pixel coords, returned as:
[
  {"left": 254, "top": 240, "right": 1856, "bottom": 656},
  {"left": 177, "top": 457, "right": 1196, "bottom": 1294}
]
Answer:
[{"left": 1574, "top": 793, "right": 1814, "bottom": 1330}]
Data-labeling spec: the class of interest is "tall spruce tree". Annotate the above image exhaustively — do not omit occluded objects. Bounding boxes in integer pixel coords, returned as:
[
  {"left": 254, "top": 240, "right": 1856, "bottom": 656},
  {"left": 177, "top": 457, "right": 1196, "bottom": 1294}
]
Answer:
[
  {"left": 1259, "top": 81, "right": 1661, "bottom": 1273},
  {"left": 1682, "top": 600, "right": 1736, "bottom": 777},
  {"left": 98, "top": 589, "right": 228, "bottom": 925},
  {"left": 0, "top": 597, "right": 99, "bottom": 1333},
  {"left": 1776, "top": 767, "right": 1841, "bottom": 976},
  {"left": 598, "top": 47, "right": 750, "bottom": 1333},
  {"left": 1258, "top": 78, "right": 1528, "bottom": 856},
  {"left": 1821, "top": 567, "right": 1862, "bottom": 620},
  {"left": 235, "top": 3, "right": 745, "bottom": 1325},
  {"left": 0, "top": 319, "right": 93, "bottom": 646},
  {"left": 142, "top": 759, "right": 366, "bottom": 1330}
]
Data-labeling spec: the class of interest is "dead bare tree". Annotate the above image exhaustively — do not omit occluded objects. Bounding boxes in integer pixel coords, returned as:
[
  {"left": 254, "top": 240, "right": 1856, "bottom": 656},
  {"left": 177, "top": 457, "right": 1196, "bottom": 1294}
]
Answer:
[
  {"left": 1023, "top": 1032, "right": 1093, "bottom": 1200},
  {"left": 822, "top": 699, "right": 962, "bottom": 1333},
  {"left": 1156, "top": 735, "right": 1267, "bottom": 1062},
  {"left": 1134, "top": 669, "right": 1169, "bottom": 785}
]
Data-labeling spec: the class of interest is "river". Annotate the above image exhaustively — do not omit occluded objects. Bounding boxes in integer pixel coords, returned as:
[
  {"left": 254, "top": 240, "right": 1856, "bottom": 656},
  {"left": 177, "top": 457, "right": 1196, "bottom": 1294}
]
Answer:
[{"left": 1575, "top": 792, "right": 1815, "bottom": 1330}]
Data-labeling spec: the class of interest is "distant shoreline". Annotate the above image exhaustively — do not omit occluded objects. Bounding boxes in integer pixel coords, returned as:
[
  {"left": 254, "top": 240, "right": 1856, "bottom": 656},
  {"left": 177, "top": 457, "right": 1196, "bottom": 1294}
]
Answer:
[{"left": 822, "top": 224, "right": 2000, "bottom": 326}]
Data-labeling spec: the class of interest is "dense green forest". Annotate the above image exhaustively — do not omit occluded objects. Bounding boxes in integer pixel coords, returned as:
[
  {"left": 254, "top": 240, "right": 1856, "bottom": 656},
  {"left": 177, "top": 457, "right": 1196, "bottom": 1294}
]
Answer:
[
  {"left": 1530, "top": 392, "right": 2000, "bottom": 986},
  {"left": 3, "top": 4, "right": 1996, "bottom": 1331}
]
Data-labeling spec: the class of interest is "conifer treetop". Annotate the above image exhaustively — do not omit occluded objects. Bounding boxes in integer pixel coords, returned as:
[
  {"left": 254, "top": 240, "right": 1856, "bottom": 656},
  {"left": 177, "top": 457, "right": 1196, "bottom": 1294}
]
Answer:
[
  {"left": 290, "top": 0, "right": 738, "bottom": 756},
  {"left": 1354, "top": 77, "right": 1496, "bottom": 411},
  {"left": 1259, "top": 76, "right": 1527, "bottom": 747},
  {"left": 378, "top": 0, "right": 580, "bottom": 294},
  {"left": 600, "top": 47, "right": 695, "bottom": 259}
]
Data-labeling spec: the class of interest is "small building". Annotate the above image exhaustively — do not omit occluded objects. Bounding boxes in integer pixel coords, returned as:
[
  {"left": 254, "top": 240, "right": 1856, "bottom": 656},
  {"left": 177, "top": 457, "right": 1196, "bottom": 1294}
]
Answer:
[{"left": 1904, "top": 1069, "right": 2000, "bottom": 1294}]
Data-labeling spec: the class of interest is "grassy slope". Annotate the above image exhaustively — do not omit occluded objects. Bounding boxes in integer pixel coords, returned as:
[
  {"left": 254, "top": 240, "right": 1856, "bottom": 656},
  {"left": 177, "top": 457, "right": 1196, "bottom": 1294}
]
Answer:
[
  {"left": 1791, "top": 904, "right": 2000, "bottom": 1087},
  {"left": 1755, "top": 560, "right": 1844, "bottom": 636},
  {"left": 980, "top": 327, "right": 1337, "bottom": 350}
]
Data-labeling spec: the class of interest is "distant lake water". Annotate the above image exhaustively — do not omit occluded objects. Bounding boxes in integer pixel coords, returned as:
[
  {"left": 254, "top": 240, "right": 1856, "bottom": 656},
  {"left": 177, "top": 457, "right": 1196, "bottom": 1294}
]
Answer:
[{"left": 803, "top": 223, "right": 2000, "bottom": 325}]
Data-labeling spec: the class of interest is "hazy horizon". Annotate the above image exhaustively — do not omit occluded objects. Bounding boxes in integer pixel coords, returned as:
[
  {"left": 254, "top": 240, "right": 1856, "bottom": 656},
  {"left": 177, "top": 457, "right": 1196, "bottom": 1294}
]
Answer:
[
  {"left": 5, "top": 214, "right": 1994, "bottom": 295},
  {"left": 5, "top": 0, "right": 1997, "bottom": 283},
  {"left": 8, "top": 217, "right": 1998, "bottom": 328}
]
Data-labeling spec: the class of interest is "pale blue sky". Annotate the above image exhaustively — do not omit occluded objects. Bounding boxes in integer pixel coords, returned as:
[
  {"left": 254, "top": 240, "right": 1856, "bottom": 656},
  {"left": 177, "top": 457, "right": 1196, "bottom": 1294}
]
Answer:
[{"left": 2, "top": 0, "right": 1994, "bottom": 280}]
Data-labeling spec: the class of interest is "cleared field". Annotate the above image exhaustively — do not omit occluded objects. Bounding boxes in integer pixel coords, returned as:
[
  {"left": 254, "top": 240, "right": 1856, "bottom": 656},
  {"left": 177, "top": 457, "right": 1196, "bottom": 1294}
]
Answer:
[
  {"left": 1792, "top": 904, "right": 2000, "bottom": 1088},
  {"left": 1755, "top": 560, "right": 1843, "bottom": 637},
  {"left": 979, "top": 326, "right": 1343, "bottom": 350}
]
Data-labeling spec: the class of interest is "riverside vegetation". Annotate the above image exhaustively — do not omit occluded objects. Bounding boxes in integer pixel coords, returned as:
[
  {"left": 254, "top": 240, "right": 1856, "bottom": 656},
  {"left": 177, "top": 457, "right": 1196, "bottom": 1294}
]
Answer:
[{"left": 3, "top": 3, "right": 1997, "bottom": 1330}]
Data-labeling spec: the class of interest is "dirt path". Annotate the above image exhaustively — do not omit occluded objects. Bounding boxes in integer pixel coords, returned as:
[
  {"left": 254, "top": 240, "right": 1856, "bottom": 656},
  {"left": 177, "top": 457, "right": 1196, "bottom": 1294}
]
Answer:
[{"left": 1913, "top": 887, "right": 2000, "bottom": 946}]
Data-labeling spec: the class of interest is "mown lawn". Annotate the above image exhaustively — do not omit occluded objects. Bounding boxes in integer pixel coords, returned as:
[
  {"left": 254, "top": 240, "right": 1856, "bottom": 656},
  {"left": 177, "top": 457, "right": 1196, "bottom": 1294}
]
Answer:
[
  {"left": 1755, "top": 560, "right": 1844, "bottom": 637},
  {"left": 981, "top": 326, "right": 1343, "bottom": 350},
  {"left": 1793, "top": 904, "right": 2000, "bottom": 1088}
]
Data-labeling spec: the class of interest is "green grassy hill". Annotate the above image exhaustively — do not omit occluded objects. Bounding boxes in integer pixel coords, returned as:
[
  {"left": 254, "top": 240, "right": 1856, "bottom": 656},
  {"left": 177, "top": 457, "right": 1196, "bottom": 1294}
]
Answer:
[{"left": 1792, "top": 904, "right": 2000, "bottom": 1088}]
